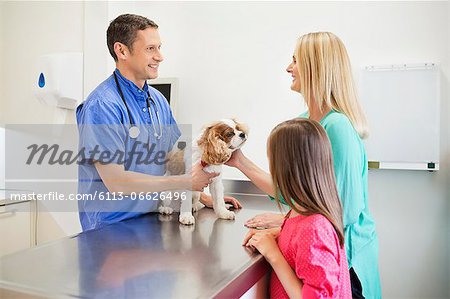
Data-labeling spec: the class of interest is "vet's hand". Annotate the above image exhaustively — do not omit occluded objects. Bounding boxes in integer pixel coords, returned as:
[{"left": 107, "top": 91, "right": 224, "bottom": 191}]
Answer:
[
  {"left": 245, "top": 213, "right": 284, "bottom": 229},
  {"left": 200, "top": 193, "right": 243, "bottom": 209},
  {"left": 191, "top": 163, "right": 218, "bottom": 191},
  {"left": 224, "top": 196, "right": 243, "bottom": 209}
]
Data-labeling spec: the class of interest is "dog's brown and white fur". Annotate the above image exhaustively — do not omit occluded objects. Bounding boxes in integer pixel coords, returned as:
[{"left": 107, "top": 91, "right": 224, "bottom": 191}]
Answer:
[{"left": 159, "top": 119, "right": 248, "bottom": 225}]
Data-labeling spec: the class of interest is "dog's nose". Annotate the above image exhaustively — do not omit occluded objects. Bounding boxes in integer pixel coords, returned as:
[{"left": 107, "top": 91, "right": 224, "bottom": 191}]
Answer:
[
  {"left": 177, "top": 141, "right": 186, "bottom": 150},
  {"left": 239, "top": 133, "right": 246, "bottom": 139}
]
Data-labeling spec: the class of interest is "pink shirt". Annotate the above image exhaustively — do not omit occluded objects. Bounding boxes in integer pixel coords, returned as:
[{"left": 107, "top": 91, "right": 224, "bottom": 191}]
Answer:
[{"left": 270, "top": 212, "right": 351, "bottom": 299}]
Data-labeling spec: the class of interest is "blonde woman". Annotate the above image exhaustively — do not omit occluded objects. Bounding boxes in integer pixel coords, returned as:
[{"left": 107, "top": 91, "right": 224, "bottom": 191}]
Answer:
[{"left": 227, "top": 32, "right": 381, "bottom": 298}]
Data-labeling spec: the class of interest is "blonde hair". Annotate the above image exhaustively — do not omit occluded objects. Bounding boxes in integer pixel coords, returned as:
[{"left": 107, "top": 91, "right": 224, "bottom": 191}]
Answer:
[
  {"left": 268, "top": 118, "right": 344, "bottom": 246},
  {"left": 296, "top": 32, "right": 369, "bottom": 139}
]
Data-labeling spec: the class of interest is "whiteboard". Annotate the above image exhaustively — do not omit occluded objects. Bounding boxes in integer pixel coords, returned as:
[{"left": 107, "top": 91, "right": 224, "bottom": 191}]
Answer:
[{"left": 359, "top": 64, "right": 440, "bottom": 170}]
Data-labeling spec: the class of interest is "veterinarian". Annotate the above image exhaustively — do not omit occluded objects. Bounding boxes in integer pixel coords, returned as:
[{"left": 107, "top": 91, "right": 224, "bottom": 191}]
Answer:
[
  {"left": 226, "top": 32, "right": 381, "bottom": 298},
  {"left": 76, "top": 14, "right": 240, "bottom": 232}
]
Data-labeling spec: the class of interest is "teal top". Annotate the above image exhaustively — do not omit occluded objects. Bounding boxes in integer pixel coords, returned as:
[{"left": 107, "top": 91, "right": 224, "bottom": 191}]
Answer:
[
  {"left": 272, "top": 110, "right": 381, "bottom": 298},
  {"left": 303, "top": 110, "right": 380, "bottom": 298},
  {"left": 307, "top": 110, "right": 377, "bottom": 259}
]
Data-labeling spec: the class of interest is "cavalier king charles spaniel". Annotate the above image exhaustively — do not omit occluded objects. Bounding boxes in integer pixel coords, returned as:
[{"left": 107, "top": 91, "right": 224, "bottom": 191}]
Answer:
[{"left": 159, "top": 119, "right": 248, "bottom": 225}]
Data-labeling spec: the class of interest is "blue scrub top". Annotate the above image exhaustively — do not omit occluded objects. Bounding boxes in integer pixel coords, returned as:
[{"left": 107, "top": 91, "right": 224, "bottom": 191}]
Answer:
[{"left": 76, "top": 69, "right": 180, "bottom": 231}]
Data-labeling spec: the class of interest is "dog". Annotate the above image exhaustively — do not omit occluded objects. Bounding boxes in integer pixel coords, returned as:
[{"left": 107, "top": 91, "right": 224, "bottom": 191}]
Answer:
[{"left": 159, "top": 119, "right": 248, "bottom": 225}]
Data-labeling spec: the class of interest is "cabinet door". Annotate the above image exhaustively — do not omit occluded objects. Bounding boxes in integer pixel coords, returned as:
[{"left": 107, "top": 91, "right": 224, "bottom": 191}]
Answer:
[{"left": 0, "top": 201, "right": 32, "bottom": 257}]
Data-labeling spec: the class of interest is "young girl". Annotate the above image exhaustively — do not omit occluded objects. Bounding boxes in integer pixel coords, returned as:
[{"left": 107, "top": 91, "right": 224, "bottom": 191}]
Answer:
[{"left": 244, "top": 118, "right": 351, "bottom": 299}]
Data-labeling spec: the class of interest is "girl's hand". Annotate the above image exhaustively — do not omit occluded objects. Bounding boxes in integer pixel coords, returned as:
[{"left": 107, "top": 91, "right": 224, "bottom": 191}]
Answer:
[
  {"left": 245, "top": 213, "right": 284, "bottom": 229},
  {"left": 245, "top": 231, "right": 280, "bottom": 261},
  {"left": 242, "top": 227, "right": 281, "bottom": 246}
]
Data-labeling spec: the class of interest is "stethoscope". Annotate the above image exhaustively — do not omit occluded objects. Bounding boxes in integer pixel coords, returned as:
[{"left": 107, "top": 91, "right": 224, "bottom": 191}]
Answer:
[{"left": 113, "top": 71, "right": 163, "bottom": 140}]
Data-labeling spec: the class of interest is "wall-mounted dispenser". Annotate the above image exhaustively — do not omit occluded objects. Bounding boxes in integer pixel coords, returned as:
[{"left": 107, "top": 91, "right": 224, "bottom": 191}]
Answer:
[{"left": 34, "top": 52, "right": 83, "bottom": 111}]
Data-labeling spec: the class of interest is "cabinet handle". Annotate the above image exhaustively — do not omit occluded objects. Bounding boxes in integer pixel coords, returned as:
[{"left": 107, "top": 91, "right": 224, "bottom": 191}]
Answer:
[{"left": 0, "top": 209, "right": 16, "bottom": 217}]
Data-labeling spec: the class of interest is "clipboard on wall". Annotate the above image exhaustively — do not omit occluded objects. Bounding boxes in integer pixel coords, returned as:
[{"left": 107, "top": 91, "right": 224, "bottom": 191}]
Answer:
[{"left": 359, "top": 63, "right": 440, "bottom": 171}]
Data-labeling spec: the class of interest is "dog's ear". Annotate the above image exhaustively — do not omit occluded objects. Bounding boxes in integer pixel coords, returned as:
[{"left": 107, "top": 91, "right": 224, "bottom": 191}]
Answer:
[
  {"left": 233, "top": 118, "right": 249, "bottom": 136},
  {"left": 198, "top": 126, "right": 231, "bottom": 165},
  {"left": 165, "top": 150, "right": 186, "bottom": 175}
]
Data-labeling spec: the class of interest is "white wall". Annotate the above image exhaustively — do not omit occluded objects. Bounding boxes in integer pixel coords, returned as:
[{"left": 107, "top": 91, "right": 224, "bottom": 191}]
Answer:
[
  {"left": 1, "top": 1, "right": 83, "bottom": 125},
  {"left": 0, "top": 1, "right": 4, "bottom": 124},
  {"left": 0, "top": 1, "right": 449, "bottom": 298},
  {"left": 83, "top": 1, "right": 110, "bottom": 99},
  {"left": 0, "top": 2, "right": 5, "bottom": 188},
  {"left": 0, "top": 1, "right": 84, "bottom": 237},
  {"left": 439, "top": 2, "right": 450, "bottom": 293},
  {"left": 0, "top": 127, "right": 4, "bottom": 189},
  {"left": 447, "top": 2, "right": 450, "bottom": 296}
]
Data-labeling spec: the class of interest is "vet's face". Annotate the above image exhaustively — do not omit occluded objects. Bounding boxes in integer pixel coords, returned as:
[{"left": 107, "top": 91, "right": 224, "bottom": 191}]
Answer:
[
  {"left": 121, "top": 27, "right": 163, "bottom": 82},
  {"left": 214, "top": 119, "right": 248, "bottom": 151}
]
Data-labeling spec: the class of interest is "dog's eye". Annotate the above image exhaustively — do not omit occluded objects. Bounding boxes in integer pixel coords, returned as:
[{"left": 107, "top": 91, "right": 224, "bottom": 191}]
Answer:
[{"left": 226, "top": 132, "right": 235, "bottom": 138}]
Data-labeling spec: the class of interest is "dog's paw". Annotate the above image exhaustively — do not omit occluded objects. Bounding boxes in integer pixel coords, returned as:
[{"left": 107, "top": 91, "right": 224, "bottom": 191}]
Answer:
[
  {"left": 216, "top": 208, "right": 235, "bottom": 220},
  {"left": 192, "top": 202, "right": 205, "bottom": 212},
  {"left": 179, "top": 223, "right": 195, "bottom": 234},
  {"left": 179, "top": 212, "right": 195, "bottom": 225},
  {"left": 158, "top": 214, "right": 173, "bottom": 222},
  {"left": 158, "top": 206, "right": 174, "bottom": 215}
]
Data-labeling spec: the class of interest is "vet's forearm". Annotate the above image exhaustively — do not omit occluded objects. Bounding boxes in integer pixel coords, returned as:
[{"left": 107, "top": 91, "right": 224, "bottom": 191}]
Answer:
[
  {"left": 95, "top": 163, "right": 190, "bottom": 194},
  {"left": 236, "top": 156, "right": 274, "bottom": 196}
]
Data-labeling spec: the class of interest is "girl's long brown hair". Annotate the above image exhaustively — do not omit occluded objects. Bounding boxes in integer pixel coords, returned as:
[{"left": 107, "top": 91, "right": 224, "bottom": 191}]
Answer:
[{"left": 268, "top": 118, "right": 344, "bottom": 246}]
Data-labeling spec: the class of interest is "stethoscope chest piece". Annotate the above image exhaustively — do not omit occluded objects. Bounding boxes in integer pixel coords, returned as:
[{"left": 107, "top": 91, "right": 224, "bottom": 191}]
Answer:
[
  {"left": 129, "top": 126, "right": 140, "bottom": 139},
  {"left": 113, "top": 71, "right": 162, "bottom": 141}
]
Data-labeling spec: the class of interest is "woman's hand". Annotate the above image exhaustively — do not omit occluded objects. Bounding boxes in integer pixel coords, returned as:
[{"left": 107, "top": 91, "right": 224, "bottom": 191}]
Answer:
[
  {"left": 225, "top": 149, "right": 245, "bottom": 168},
  {"left": 200, "top": 193, "right": 243, "bottom": 209},
  {"left": 245, "top": 213, "right": 284, "bottom": 229}
]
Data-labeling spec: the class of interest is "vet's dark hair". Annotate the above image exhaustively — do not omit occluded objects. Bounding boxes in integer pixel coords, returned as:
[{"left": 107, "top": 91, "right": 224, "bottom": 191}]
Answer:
[{"left": 107, "top": 14, "right": 158, "bottom": 61}]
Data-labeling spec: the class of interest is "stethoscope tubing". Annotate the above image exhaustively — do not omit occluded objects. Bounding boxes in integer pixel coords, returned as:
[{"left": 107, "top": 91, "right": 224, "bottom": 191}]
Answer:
[{"left": 113, "top": 71, "right": 163, "bottom": 140}]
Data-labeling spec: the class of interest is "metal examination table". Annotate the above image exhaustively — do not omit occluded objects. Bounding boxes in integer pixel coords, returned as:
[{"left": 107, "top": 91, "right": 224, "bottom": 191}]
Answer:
[{"left": 0, "top": 186, "right": 280, "bottom": 299}]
